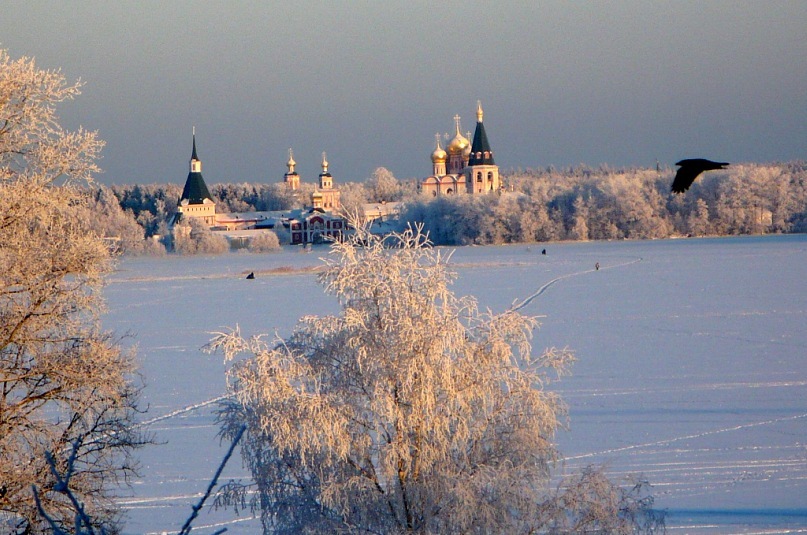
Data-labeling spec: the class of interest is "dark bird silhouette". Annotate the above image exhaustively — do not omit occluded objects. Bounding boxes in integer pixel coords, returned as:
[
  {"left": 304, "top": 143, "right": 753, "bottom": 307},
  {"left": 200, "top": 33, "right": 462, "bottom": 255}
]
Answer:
[
  {"left": 671, "top": 159, "right": 729, "bottom": 193},
  {"left": 246, "top": 272, "right": 255, "bottom": 279}
]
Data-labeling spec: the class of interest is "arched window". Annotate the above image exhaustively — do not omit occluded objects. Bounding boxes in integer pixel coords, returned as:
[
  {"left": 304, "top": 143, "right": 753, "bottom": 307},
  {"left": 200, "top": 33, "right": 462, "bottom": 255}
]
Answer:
[
  {"left": 476, "top": 172, "right": 482, "bottom": 183},
  {"left": 487, "top": 171, "right": 493, "bottom": 182}
]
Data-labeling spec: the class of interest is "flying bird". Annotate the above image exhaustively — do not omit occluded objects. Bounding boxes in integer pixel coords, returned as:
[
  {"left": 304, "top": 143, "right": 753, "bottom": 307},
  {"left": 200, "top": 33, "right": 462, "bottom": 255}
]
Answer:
[{"left": 671, "top": 159, "right": 729, "bottom": 193}]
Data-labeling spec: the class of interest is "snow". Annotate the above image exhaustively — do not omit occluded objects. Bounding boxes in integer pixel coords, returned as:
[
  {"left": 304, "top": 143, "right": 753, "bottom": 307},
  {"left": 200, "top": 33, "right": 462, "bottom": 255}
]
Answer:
[{"left": 103, "top": 235, "right": 807, "bottom": 534}]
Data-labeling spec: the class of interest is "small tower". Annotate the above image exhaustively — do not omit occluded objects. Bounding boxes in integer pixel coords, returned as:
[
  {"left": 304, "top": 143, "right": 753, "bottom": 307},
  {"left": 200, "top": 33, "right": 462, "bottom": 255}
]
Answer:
[
  {"left": 319, "top": 151, "right": 333, "bottom": 190},
  {"left": 283, "top": 148, "right": 300, "bottom": 190},
  {"left": 465, "top": 101, "right": 500, "bottom": 194},
  {"left": 176, "top": 128, "right": 216, "bottom": 226},
  {"left": 311, "top": 189, "right": 324, "bottom": 210},
  {"left": 313, "top": 151, "right": 340, "bottom": 211},
  {"left": 190, "top": 131, "right": 202, "bottom": 174},
  {"left": 431, "top": 133, "right": 447, "bottom": 177}
]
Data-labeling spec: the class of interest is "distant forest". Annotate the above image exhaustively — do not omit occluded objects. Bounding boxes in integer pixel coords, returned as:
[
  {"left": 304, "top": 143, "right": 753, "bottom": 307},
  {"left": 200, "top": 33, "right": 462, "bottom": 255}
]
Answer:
[{"left": 87, "top": 161, "right": 807, "bottom": 254}]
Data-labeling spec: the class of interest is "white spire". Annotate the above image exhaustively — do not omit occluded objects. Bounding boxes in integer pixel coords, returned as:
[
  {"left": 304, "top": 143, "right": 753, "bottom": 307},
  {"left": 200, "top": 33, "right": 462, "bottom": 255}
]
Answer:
[{"left": 190, "top": 127, "right": 201, "bottom": 173}]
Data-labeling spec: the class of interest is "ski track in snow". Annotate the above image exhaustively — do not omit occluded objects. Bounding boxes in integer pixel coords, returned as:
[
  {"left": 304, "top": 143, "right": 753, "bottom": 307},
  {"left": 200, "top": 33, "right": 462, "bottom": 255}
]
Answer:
[
  {"left": 137, "top": 394, "right": 231, "bottom": 428},
  {"left": 557, "top": 379, "right": 807, "bottom": 399},
  {"left": 509, "top": 255, "right": 643, "bottom": 312},
  {"left": 564, "top": 412, "right": 807, "bottom": 462},
  {"left": 142, "top": 516, "right": 257, "bottom": 535}
]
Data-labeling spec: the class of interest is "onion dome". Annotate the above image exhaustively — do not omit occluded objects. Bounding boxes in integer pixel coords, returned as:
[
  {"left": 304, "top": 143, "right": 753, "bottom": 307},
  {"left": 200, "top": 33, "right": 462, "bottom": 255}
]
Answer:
[
  {"left": 447, "top": 114, "right": 469, "bottom": 155},
  {"left": 286, "top": 148, "right": 297, "bottom": 173},
  {"left": 431, "top": 133, "right": 447, "bottom": 163}
]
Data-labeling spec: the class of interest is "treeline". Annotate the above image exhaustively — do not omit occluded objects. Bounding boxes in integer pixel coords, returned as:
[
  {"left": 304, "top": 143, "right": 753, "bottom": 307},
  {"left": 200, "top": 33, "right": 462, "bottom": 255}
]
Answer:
[
  {"left": 405, "top": 162, "right": 807, "bottom": 245},
  {"left": 87, "top": 161, "right": 806, "bottom": 254}
]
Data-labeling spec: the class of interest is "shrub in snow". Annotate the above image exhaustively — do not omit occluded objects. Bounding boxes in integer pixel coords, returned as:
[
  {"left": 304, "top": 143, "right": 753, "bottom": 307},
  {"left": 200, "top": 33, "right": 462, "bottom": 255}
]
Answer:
[
  {"left": 172, "top": 218, "right": 229, "bottom": 254},
  {"left": 209, "top": 223, "right": 663, "bottom": 533},
  {"left": 247, "top": 230, "right": 280, "bottom": 253}
]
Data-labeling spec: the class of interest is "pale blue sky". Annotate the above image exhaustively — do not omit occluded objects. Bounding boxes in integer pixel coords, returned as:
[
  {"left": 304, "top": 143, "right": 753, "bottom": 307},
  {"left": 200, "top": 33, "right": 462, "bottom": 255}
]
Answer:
[{"left": 4, "top": 1, "right": 806, "bottom": 185}]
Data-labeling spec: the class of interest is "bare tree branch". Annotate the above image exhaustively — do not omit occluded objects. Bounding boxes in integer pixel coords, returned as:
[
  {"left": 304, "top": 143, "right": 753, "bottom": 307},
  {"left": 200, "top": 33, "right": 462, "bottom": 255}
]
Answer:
[{"left": 178, "top": 424, "right": 246, "bottom": 535}]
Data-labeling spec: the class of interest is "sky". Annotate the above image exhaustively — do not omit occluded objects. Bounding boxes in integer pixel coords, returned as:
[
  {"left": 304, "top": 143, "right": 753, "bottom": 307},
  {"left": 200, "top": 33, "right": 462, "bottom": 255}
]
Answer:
[{"left": 4, "top": 1, "right": 806, "bottom": 186}]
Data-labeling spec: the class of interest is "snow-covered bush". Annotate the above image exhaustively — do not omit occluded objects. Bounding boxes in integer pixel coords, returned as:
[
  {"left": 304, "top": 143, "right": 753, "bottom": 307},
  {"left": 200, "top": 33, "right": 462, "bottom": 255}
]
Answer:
[
  {"left": 209, "top": 223, "right": 662, "bottom": 533},
  {"left": 172, "top": 218, "right": 229, "bottom": 254},
  {"left": 246, "top": 230, "right": 281, "bottom": 253}
]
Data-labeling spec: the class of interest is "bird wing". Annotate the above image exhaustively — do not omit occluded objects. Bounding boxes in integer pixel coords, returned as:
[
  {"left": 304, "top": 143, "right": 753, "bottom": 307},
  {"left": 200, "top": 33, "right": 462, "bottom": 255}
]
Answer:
[{"left": 671, "top": 165, "right": 701, "bottom": 193}]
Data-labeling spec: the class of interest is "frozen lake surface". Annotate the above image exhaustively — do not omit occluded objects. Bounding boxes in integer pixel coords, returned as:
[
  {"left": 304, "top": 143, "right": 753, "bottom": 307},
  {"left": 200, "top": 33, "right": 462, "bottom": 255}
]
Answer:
[{"left": 103, "top": 235, "right": 807, "bottom": 534}]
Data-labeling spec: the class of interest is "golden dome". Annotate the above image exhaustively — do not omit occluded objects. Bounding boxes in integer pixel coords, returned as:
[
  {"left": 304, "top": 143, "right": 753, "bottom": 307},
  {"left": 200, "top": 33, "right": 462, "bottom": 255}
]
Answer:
[
  {"left": 286, "top": 148, "right": 296, "bottom": 171},
  {"left": 447, "top": 114, "right": 469, "bottom": 155},
  {"left": 431, "top": 134, "right": 447, "bottom": 163},
  {"left": 448, "top": 133, "right": 469, "bottom": 155}
]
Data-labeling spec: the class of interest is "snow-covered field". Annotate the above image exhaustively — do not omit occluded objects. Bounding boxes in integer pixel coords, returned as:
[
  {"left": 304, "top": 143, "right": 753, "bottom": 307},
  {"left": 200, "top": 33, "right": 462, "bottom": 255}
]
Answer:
[{"left": 103, "top": 235, "right": 807, "bottom": 534}]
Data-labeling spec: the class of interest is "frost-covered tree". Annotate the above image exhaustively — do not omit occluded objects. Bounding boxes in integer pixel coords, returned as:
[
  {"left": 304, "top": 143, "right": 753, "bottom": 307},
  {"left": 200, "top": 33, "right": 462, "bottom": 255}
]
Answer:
[
  {"left": 82, "top": 185, "right": 165, "bottom": 256},
  {"left": 171, "top": 217, "right": 229, "bottom": 254},
  {"left": 365, "top": 166, "right": 401, "bottom": 202},
  {"left": 569, "top": 195, "right": 590, "bottom": 240},
  {"left": 210, "top": 224, "right": 662, "bottom": 533},
  {"left": 0, "top": 49, "right": 145, "bottom": 533},
  {"left": 336, "top": 180, "right": 369, "bottom": 215},
  {"left": 246, "top": 230, "right": 281, "bottom": 253},
  {"left": 211, "top": 224, "right": 569, "bottom": 532},
  {"left": 110, "top": 182, "right": 182, "bottom": 237},
  {"left": 687, "top": 198, "right": 711, "bottom": 236}
]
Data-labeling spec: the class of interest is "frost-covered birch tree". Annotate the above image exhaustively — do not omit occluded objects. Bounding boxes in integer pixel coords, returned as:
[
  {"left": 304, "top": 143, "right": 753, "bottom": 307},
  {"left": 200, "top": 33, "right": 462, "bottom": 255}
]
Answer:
[
  {"left": 0, "top": 49, "right": 145, "bottom": 533},
  {"left": 211, "top": 224, "right": 663, "bottom": 533},
  {"left": 365, "top": 166, "right": 402, "bottom": 203}
]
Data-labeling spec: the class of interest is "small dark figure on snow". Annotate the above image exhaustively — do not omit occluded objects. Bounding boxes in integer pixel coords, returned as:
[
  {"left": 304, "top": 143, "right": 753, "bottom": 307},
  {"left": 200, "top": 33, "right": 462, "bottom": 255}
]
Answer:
[
  {"left": 246, "top": 272, "right": 255, "bottom": 279},
  {"left": 541, "top": 248, "right": 547, "bottom": 255},
  {"left": 595, "top": 262, "right": 600, "bottom": 271}
]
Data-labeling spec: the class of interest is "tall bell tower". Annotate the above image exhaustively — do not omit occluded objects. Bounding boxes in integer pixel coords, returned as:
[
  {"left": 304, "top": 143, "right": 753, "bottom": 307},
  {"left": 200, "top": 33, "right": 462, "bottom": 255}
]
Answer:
[{"left": 464, "top": 101, "right": 500, "bottom": 194}]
